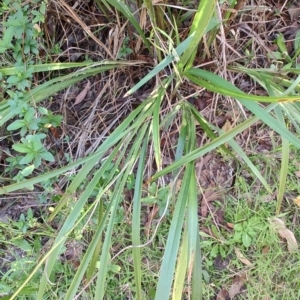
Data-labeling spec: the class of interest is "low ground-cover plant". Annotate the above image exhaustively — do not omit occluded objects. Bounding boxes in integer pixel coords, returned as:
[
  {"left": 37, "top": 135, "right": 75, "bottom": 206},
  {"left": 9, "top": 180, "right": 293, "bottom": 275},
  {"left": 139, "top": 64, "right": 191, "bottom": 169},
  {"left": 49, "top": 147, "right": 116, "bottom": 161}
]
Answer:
[
  {"left": 0, "top": 1, "right": 51, "bottom": 179},
  {"left": 0, "top": 1, "right": 129, "bottom": 182}
]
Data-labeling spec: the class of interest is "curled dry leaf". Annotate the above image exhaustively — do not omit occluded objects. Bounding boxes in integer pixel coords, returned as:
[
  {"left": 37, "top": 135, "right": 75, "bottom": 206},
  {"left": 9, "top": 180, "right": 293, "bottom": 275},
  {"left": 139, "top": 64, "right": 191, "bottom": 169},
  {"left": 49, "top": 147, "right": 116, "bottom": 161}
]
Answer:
[
  {"left": 200, "top": 189, "right": 223, "bottom": 218},
  {"left": 293, "top": 196, "right": 300, "bottom": 207},
  {"left": 262, "top": 246, "right": 270, "bottom": 254},
  {"left": 217, "top": 272, "right": 248, "bottom": 300},
  {"left": 222, "top": 119, "right": 232, "bottom": 148},
  {"left": 226, "top": 222, "right": 234, "bottom": 229},
  {"left": 74, "top": 80, "right": 91, "bottom": 105},
  {"left": 222, "top": 119, "right": 232, "bottom": 132},
  {"left": 228, "top": 272, "right": 247, "bottom": 299},
  {"left": 216, "top": 288, "right": 229, "bottom": 300},
  {"left": 288, "top": 5, "right": 300, "bottom": 21},
  {"left": 235, "top": 247, "right": 252, "bottom": 266},
  {"left": 270, "top": 217, "right": 298, "bottom": 253}
]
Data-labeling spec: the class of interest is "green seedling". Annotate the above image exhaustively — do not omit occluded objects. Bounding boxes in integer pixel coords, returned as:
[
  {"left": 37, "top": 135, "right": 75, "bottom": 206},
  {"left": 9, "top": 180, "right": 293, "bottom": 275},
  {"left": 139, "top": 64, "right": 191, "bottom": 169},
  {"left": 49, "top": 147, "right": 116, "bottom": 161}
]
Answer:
[
  {"left": 142, "top": 182, "right": 169, "bottom": 216},
  {"left": 268, "top": 32, "right": 300, "bottom": 70},
  {"left": 38, "top": 107, "right": 63, "bottom": 129},
  {"left": 0, "top": 0, "right": 62, "bottom": 181},
  {"left": 233, "top": 216, "right": 263, "bottom": 248},
  {"left": 117, "top": 36, "right": 133, "bottom": 59},
  {"left": 7, "top": 107, "right": 40, "bottom": 136},
  {"left": 200, "top": 230, "right": 230, "bottom": 260},
  {"left": 12, "top": 134, "right": 54, "bottom": 167},
  {"left": 6, "top": 66, "right": 34, "bottom": 91},
  {"left": 7, "top": 91, "right": 29, "bottom": 115},
  {"left": 12, "top": 208, "right": 37, "bottom": 234}
]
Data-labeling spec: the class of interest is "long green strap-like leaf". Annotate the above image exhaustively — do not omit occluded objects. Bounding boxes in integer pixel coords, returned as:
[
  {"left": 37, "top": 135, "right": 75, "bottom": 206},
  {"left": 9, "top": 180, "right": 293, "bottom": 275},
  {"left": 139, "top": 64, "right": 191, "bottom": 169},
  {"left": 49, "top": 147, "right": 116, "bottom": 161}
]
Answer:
[
  {"left": 274, "top": 106, "right": 289, "bottom": 214},
  {"left": 36, "top": 102, "right": 157, "bottom": 298},
  {"left": 185, "top": 106, "right": 202, "bottom": 300},
  {"left": 172, "top": 225, "right": 188, "bottom": 300},
  {"left": 155, "top": 109, "right": 191, "bottom": 299},
  {"left": 63, "top": 129, "right": 147, "bottom": 300},
  {"left": 0, "top": 97, "right": 154, "bottom": 195},
  {"left": 152, "top": 88, "right": 164, "bottom": 169},
  {"left": 125, "top": 34, "right": 195, "bottom": 96},
  {"left": 149, "top": 103, "right": 279, "bottom": 182},
  {"left": 189, "top": 105, "right": 236, "bottom": 159},
  {"left": 189, "top": 185, "right": 203, "bottom": 300},
  {"left": 94, "top": 124, "right": 149, "bottom": 300},
  {"left": 0, "top": 64, "right": 126, "bottom": 127},
  {"left": 185, "top": 68, "right": 300, "bottom": 103},
  {"left": 37, "top": 147, "right": 120, "bottom": 300},
  {"left": 239, "top": 100, "right": 300, "bottom": 148},
  {"left": 179, "top": 0, "right": 217, "bottom": 70},
  {"left": 132, "top": 133, "right": 149, "bottom": 300},
  {"left": 0, "top": 62, "right": 95, "bottom": 76},
  {"left": 155, "top": 168, "right": 192, "bottom": 300}
]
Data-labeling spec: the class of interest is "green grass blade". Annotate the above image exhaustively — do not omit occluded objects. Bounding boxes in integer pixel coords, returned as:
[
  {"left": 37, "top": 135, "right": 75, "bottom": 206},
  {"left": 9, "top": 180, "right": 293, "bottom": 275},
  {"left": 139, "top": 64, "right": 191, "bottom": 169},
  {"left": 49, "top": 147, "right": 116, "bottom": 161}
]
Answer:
[
  {"left": 189, "top": 102, "right": 271, "bottom": 192},
  {"left": 36, "top": 149, "right": 120, "bottom": 299},
  {"left": 192, "top": 233, "right": 202, "bottom": 300},
  {"left": 172, "top": 226, "right": 188, "bottom": 300},
  {"left": 0, "top": 109, "right": 14, "bottom": 127},
  {"left": 9, "top": 237, "right": 65, "bottom": 300},
  {"left": 179, "top": 0, "right": 217, "bottom": 70},
  {"left": 188, "top": 171, "right": 202, "bottom": 299},
  {"left": 93, "top": 181, "right": 123, "bottom": 300},
  {"left": 31, "top": 98, "right": 156, "bottom": 298},
  {"left": 205, "top": 121, "right": 272, "bottom": 193},
  {"left": 64, "top": 105, "right": 155, "bottom": 299},
  {"left": 281, "top": 74, "right": 300, "bottom": 96},
  {"left": 154, "top": 168, "right": 192, "bottom": 300},
  {"left": 189, "top": 104, "right": 237, "bottom": 159},
  {"left": 86, "top": 140, "right": 130, "bottom": 280},
  {"left": 282, "top": 103, "right": 300, "bottom": 133},
  {"left": 151, "top": 87, "right": 164, "bottom": 169},
  {"left": 132, "top": 133, "right": 149, "bottom": 300},
  {"left": 50, "top": 139, "right": 135, "bottom": 300},
  {"left": 0, "top": 62, "right": 95, "bottom": 75},
  {"left": 85, "top": 203, "right": 102, "bottom": 281},
  {"left": 0, "top": 64, "right": 122, "bottom": 127},
  {"left": 184, "top": 68, "right": 300, "bottom": 102},
  {"left": 239, "top": 100, "right": 300, "bottom": 148},
  {"left": 275, "top": 106, "right": 290, "bottom": 214},
  {"left": 225, "top": 135, "right": 272, "bottom": 192},
  {"left": 64, "top": 139, "right": 134, "bottom": 300},
  {"left": 154, "top": 109, "right": 192, "bottom": 299},
  {"left": 125, "top": 34, "right": 195, "bottom": 96},
  {"left": 150, "top": 113, "right": 275, "bottom": 182},
  {"left": 185, "top": 106, "right": 202, "bottom": 299},
  {"left": 94, "top": 125, "right": 149, "bottom": 300},
  {"left": 0, "top": 99, "right": 153, "bottom": 195}
]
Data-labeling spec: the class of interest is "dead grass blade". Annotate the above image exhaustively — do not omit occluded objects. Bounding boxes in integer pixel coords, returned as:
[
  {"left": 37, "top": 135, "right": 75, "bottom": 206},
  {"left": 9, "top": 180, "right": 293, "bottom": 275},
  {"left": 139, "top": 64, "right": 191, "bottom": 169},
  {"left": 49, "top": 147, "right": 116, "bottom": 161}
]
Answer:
[
  {"left": 74, "top": 80, "right": 91, "bottom": 105},
  {"left": 56, "top": 0, "right": 114, "bottom": 59}
]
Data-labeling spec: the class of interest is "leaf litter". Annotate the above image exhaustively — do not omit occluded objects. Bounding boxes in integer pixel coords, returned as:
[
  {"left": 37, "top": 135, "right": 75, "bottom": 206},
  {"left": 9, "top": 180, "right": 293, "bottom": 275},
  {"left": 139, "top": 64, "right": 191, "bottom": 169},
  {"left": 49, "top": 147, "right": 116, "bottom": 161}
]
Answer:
[
  {"left": 270, "top": 217, "right": 298, "bottom": 253},
  {"left": 1, "top": 0, "right": 300, "bottom": 298}
]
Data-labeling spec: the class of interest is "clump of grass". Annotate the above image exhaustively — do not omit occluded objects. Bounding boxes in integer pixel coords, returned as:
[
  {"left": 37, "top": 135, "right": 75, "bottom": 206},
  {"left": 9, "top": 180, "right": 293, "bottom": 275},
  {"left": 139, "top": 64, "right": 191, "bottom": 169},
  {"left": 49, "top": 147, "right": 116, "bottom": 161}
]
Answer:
[{"left": 1, "top": 0, "right": 300, "bottom": 299}]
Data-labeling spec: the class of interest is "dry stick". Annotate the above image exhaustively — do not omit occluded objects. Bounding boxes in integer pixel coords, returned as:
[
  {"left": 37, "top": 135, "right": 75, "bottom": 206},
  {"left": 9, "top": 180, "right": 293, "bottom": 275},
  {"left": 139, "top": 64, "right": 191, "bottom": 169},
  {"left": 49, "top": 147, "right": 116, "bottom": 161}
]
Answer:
[
  {"left": 237, "top": 23, "right": 274, "bottom": 56},
  {"left": 280, "top": 0, "right": 289, "bottom": 13},
  {"left": 57, "top": 0, "right": 114, "bottom": 59},
  {"left": 216, "top": 1, "right": 227, "bottom": 77}
]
